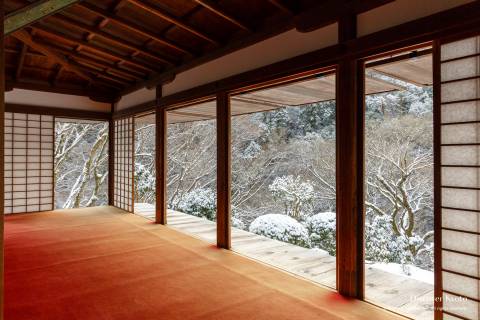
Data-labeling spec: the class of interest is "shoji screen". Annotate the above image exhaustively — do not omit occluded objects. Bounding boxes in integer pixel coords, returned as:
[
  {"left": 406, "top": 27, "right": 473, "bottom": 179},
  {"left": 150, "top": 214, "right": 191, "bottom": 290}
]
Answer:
[
  {"left": 4, "top": 112, "right": 54, "bottom": 214},
  {"left": 114, "top": 117, "right": 134, "bottom": 212},
  {"left": 440, "top": 36, "right": 480, "bottom": 320}
]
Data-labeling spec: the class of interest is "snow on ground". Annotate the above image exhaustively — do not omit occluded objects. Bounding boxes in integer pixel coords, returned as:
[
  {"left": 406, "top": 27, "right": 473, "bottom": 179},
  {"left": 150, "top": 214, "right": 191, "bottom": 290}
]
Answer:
[{"left": 368, "top": 262, "right": 434, "bottom": 284}]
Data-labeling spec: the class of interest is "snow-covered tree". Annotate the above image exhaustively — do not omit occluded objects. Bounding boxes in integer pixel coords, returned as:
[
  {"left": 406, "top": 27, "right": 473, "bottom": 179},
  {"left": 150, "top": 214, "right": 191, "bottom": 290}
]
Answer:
[
  {"left": 269, "top": 175, "right": 314, "bottom": 219},
  {"left": 55, "top": 121, "right": 108, "bottom": 209}
]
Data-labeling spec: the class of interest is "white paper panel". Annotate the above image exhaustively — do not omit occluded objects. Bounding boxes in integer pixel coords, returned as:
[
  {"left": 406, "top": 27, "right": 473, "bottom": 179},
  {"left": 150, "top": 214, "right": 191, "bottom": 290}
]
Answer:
[
  {"left": 441, "top": 56, "right": 480, "bottom": 82},
  {"left": 443, "top": 292, "right": 478, "bottom": 320},
  {"left": 441, "top": 100, "right": 480, "bottom": 123},
  {"left": 441, "top": 36, "right": 480, "bottom": 319},
  {"left": 443, "top": 271, "right": 479, "bottom": 299},
  {"left": 4, "top": 112, "right": 54, "bottom": 214},
  {"left": 442, "top": 188, "right": 479, "bottom": 211},
  {"left": 441, "top": 123, "right": 480, "bottom": 144},
  {"left": 113, "top": 117, "right": 134, "bottom": 212},
  {"left": 441, "top": 167, "right": 480, "bottom": 188},
  {"left": 441, "top": 37, "right": 480, "bottom": 62},
  {"left": 442, "top": 209, "right": 480, "bottom": 233}
]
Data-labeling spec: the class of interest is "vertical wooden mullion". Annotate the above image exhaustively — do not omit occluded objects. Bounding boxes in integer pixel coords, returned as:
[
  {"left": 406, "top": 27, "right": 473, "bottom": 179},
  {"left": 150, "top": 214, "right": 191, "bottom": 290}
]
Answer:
[
  {"left": 0, "top": 0, "right": 5, "bottom": 316},
  {"left": 155, "top": 85, "right": 167, "bottom": 224},
  {"left": 131, "top": 117, "right": 134, "bottom": 212},
  {"left": 432, "top": 40, "right": 443, "bottom": 320},
  {"left": 216, "top": 92, "right": 231, "bottom": 249},
  {"left": 108, "top": 105, "right": 114, "bottom": 206}
]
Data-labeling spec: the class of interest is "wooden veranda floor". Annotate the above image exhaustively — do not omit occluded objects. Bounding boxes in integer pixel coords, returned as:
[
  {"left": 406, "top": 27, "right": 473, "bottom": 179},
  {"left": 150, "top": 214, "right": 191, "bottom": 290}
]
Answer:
[{"left": 134, "top": 203, "right": 434, "bottom": 320}]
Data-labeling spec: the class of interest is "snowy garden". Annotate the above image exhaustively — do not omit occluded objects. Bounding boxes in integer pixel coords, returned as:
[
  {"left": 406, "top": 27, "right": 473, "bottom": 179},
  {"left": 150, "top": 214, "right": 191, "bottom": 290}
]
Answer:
[{"left": 54, "top": 72, "right": 434, "bottom": 280}]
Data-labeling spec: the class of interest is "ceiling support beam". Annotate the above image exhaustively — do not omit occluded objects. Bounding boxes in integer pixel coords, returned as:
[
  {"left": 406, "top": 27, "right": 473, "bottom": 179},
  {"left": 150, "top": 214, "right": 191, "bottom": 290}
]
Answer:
[
  {"left": 294, "top": 0, "right": 394, "bottom": 33},
  {"left": 15, "top": 43, "right": 27, "bottom": 80},
  {"left": 127, "top": 0, "right": 219, "bottom": 45},
  {"left": 78, "top": 2, "right": 194, "bottom": 55},
  {"left": 33, "top": 25, "right": 158, "bottom": 73},
  {"left": 268, "top": 0, "right": 294, "bottom": 15},
  {"left": 51, "top": 14, "right": 177, "bottom": 66},
  {"left": 4, "top": 0, "right": 81, "bottom": 35},
  {"left": 12, "top": 29, "right": 94, "bottom": 83},
  {"left": 193, "top": 0, "right": 251, "bottom": 32}
]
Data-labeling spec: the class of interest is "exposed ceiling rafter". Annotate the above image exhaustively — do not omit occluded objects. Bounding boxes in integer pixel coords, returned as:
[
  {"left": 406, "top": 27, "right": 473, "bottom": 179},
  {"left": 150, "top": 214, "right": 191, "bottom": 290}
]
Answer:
[{"left": 5, "top": 0, "right": 82, "bottom": 35}]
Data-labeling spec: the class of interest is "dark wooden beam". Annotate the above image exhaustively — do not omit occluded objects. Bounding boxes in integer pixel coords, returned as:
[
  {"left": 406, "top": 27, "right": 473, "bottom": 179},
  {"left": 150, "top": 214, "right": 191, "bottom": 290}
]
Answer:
[
  {"left": 155, "top": 85, "right": 167, "bottom": 225},
  {"left": 5, "top": 103, "right": 111, "bottom": 120},
  {"left": 78, "top": 2, "right": 194, "bottom": 55},
  {"left": 6, "top": 79, "right": 118, "bottom": 102},
  {"left": 336, "top": 12, "right": 364, "bottom": 298},
  {"left": 0, "top": 2, "right": 5, "bottom": 318},
  {"left": 15, "top": 43, "right": 27, "bottom": 80},
  {"left": 216, "top": 91, "right": 231, "bottom": 249},
  {"left": 12, "top": 29, "right": 94, "bottom": 83},
  {"left": 294, "top": 0, "right": 394, "bottom": 33},
  {"left": 193, "top": 0, "right": 251, "bottom": 32},
  {"left": 138, "top": 13, "right": 295, "bottom": 92},
  {"left": 51, "top": 14, "right": 178, "bottom": 66},
  {"left": 127, "top": 0, "right": 219, "bottom": 45},
  {"left": 108, "top": 103, "right": 115, "bottom": 206},
  {"left": 268, "top": 0, "right": 294, "bottom": 15},
  {"left": 4, "top": 0, "right": 81, "bottom": 35}
]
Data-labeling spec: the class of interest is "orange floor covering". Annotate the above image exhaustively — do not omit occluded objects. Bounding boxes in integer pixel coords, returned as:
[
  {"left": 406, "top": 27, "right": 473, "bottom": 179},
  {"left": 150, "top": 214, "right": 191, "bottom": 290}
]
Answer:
[{"left": 5, "top": 206, "right": 402, "bottom": 320}]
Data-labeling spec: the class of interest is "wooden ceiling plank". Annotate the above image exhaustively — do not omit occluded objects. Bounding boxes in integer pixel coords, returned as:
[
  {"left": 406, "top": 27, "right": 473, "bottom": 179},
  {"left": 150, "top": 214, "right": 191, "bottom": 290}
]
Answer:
[
  {"left": 193, "top": 0, "right": 251, "bottom": 32},
  {"left": 78, "top": 2, "right": 195, "bottom": 55},
  {"left": 12, "top": 29, "right": 94, "bottom": 83},
  {"left": 15, "top": 43, "right": 28, "bottom": 80},
  {"left": 33, "top": 24, "right": 159, "bottom": 73},
  {"left": 4, "top": 0, "right": 81, "bottom": 35},
  {"left": 51, "top": 14, "right": 177, "bottom": 66},
  {"left": 51, "top": 64, "right": 63, "bottom": 84},
  {"left": 127, "top": 0, "right": 219, "bottom": 45}
]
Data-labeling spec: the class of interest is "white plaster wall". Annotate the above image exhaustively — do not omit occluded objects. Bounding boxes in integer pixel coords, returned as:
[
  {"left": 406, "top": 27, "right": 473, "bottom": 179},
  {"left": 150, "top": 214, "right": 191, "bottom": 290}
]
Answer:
[
  {"left": 5, "top": 89, "right": 110, "bottom": 112},
  {"left": 117, "top": 24, "right": 338, "bottom": 110},
  {"left": 357, "top": 0, "right": 474, "bottom": 37}
]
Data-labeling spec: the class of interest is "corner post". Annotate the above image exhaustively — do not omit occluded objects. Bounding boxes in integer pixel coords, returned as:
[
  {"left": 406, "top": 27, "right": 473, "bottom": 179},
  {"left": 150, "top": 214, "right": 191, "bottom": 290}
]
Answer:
[
  {"left": 336, "top": 11, "right": 365, "bottom": 298},
  {"left": 216, "top": 92, "right": 231, "bottom": 249},
  {"left": 155, "top": 85, "right": 167, "bottom": 224},
  {"left": 0, "top": 1, "right": 5, "bottom": 317}
]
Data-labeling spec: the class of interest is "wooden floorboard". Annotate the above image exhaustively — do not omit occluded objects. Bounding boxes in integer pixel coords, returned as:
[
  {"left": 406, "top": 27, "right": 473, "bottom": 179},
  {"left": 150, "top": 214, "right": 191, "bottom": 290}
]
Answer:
[{"left": 135, "top": 203, "right": 434, "bottom": 320}]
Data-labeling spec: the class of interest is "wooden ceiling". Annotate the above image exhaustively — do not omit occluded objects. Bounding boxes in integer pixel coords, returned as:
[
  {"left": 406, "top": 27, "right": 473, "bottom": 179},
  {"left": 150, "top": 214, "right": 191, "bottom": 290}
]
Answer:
[{"left": 4, "top": 0, "right": 321, "bottom": 102}]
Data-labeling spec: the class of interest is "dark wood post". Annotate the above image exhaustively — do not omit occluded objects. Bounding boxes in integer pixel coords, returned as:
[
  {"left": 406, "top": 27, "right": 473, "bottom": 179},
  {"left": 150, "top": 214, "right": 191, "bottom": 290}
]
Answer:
[
  {"left": 216, "top": 92, "right": 231, "bottom": 249},
  {"left": 336, "top": 12, "right": 364, "bottom": 298},
  {"left": 108, "top": 103, "right": 115, "bottom": 206},
  {"left": 155, "top": 85, "right": 167, "bottom": 224},
  {"left": 0, "top": 1, "right": 5, "bottom": 317}
]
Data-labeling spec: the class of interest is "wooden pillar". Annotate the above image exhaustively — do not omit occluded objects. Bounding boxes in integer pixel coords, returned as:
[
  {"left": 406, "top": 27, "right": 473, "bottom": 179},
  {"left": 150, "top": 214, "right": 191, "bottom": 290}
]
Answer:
[
  {"left": 0, "top": 1, "right": 5, "bottom": 318},
  {"left": 108, "top": 103, "right": 115, "bottom": 206},
  {"left": 155, "top": 85, "right": 167, "bottom": 224},
  {"left": 216, "top": 92, "right": 231, "bottom": 249},
  {"left": 336, "top": 12, "right": 364, "bottom": 298}
]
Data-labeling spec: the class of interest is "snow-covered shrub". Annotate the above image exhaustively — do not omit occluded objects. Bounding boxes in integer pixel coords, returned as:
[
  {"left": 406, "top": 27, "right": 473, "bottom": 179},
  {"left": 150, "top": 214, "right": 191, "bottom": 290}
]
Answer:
[
  {"left": 306, "top": 212, "right": 336, "bottom": 256},
  {"left": 249, "top": 214, "right": 310, "bottom": 248},
  {"left": 232, "top": 216, "right": 245, "bottom": 230},
  {"left": 177, "top": 188, "right": 216, "bottom": 221},
  {"left": 365, "top": 215, "right": 407, "bottom": 264},
  {"left": 269, "top": 175, "right": 314, "bottom": 219}
]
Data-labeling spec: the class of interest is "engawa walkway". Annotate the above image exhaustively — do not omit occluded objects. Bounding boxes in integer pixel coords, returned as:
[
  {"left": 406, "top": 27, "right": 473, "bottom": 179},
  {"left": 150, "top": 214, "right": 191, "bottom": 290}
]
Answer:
[{"left": 135, "top": 203, "right": 433, "bottom": 320}]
